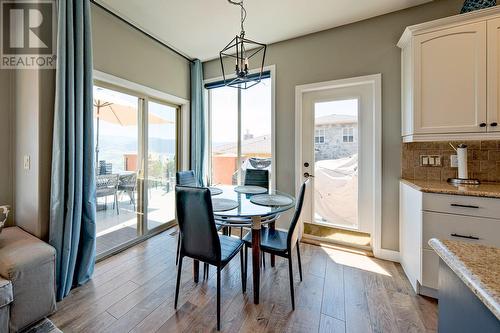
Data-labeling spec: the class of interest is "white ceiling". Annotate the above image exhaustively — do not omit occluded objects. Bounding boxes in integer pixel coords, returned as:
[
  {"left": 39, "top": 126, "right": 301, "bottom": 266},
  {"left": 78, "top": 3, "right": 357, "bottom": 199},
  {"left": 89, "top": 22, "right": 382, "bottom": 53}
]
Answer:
[{"left": 97, "top": 0, "right": 432, "bottom": 61}]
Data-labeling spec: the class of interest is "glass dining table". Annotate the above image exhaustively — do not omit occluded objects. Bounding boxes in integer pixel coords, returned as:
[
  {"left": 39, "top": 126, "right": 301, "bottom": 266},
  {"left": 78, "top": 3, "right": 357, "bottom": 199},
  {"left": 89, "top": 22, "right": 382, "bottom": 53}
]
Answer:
[{"left": 207, "top": 185, "right": 296, "bottom": 304}]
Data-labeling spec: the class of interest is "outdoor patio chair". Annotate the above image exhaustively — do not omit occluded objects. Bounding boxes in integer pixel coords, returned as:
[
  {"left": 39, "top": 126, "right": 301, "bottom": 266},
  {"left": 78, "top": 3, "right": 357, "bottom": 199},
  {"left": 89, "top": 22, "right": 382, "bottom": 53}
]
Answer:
[
  {"left": 96, "top": 174, "right": 120, "bottom": 215},
  {"left": 119, "top": 173, "right": 137, "bottom": 211}
]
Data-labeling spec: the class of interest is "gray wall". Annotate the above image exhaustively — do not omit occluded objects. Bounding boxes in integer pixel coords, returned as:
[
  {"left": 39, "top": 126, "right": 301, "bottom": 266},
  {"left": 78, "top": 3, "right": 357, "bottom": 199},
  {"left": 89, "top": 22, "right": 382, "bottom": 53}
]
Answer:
[
  {"left": 203, "top": 0, "right": 465, "bottom": 251},
  {"left": 12, "top": 69, "right": 54, "bottom": 240},
  {"left": 0, "top": 71, "right": 13, "bottom": 225},
  {"left": 91, "top": 4, "right": 190, "bottom": 100}
]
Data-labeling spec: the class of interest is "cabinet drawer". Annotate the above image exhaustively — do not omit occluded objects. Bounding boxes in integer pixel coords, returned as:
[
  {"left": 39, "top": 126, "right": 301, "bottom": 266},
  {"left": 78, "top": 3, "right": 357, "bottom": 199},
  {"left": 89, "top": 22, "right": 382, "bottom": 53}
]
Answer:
[
  {"left": 422, "top": 193, "right": 500, "bottom": 219},
  {"left": 422, "top": 249, "right": 439, "bottom": 290},
  {"left": 423, "top": 211, "right": 500, "bottom": 250}
]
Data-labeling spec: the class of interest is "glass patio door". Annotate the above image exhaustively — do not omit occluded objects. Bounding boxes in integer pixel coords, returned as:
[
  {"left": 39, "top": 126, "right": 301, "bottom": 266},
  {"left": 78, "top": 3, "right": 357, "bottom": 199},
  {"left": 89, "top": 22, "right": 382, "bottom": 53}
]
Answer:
[
  {"left": 145, "top": 100, "right": 178, "bottom": 231},
  {"left": 301, "top": 82, "right": 377, "bottom": 235},
  {"left": 93, "top": 84, "right": 180, "bottom": 258}
]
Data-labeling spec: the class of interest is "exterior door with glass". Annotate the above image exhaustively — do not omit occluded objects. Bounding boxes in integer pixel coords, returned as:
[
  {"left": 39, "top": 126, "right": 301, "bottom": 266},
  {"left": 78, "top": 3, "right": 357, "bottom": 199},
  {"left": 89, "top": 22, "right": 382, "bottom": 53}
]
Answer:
[{"left": 300, "top": 78, "right": 380, "bottom": 235}]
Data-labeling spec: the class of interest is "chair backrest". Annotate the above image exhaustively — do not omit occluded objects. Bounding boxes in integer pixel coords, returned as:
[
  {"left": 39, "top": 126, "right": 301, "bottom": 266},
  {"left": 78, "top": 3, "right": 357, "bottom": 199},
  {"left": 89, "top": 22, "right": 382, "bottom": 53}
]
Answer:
[
  {"left": 96, "top": 174, "right": 119, "bottom": 189},
  {"left": 120, "top": 173, "right": 137, "bottom": 187},
  {"left": 287, "top": 180, "right": 309, "bottom": 250},
  {"left": 175, "top": 186, "right": 221, "bottom": 264},
  {"left": 176, "top": 170, "right": 198, "bottom": 187},
  {"left": 244, "top": 169, "right": 269, "bottom": 190}
]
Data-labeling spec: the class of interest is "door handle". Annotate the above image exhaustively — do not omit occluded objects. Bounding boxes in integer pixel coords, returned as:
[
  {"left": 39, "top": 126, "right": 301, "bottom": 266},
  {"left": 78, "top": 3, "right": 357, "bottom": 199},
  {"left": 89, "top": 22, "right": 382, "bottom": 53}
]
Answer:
[
  {"left": 490, "top": 122, "right": 498, "bottom": 127},
  {"left": 303, "top": 172, "right": 314, "bottom": 178},
  {"left": 479, "top": 122, "right": 487, "bottom": 128}
]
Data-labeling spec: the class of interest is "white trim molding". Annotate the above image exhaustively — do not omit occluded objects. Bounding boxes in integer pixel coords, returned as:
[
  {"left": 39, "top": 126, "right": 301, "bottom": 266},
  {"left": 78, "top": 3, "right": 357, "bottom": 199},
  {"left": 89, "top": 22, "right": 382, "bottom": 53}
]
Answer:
[{"left": 294, "top": 74, "right": 396, "bottom": 262}]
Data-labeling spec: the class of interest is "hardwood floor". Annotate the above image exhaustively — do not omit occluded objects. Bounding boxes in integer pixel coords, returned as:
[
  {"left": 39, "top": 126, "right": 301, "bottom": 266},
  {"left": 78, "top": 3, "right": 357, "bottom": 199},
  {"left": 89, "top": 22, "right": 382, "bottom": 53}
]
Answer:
[{"left": 49, "top": 229, "right": 437, "bottom": 332}]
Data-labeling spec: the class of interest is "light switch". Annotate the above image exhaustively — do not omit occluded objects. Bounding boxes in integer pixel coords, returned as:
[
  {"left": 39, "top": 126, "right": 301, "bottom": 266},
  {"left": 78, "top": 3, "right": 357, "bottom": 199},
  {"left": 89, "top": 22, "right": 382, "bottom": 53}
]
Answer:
[
  {"left": 429, "top": 156, "right": 435, "bottom": 165},
  {"left": 23, "top": 155, "right": 30, "bottom": 170},
  {"left": 421, "top": 156, "right": 429, "bottom": 166}
]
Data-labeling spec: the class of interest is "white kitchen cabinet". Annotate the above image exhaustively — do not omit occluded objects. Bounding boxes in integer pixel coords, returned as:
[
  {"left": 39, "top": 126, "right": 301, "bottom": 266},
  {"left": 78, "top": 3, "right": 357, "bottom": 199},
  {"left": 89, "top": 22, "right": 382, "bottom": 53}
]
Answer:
[
  {"left": 399, "top": 181, "right": 500, "bottom": 298},
  {"left": 487, "top": 17, "right": 500, "bottom": 132},
  {"left": 399, "top": 7, "right": 500, "bottom": 142}
]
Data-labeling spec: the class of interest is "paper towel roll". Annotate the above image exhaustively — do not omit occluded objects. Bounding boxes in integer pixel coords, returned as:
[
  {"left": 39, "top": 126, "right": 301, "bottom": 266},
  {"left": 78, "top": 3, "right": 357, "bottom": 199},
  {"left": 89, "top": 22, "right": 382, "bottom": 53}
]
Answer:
[{"left": 457, "top": 147, "right": 468, "bottom": 179}]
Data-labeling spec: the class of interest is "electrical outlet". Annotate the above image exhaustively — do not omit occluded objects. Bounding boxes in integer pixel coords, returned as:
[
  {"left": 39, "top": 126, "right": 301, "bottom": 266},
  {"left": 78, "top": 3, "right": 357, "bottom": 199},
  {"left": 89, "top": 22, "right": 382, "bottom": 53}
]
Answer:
[
  {"left": 23, "top": 155, "right": 30, "bottom": 170},
  {"left": 450, "top": 154, "right": 458, "bottom": 168}
]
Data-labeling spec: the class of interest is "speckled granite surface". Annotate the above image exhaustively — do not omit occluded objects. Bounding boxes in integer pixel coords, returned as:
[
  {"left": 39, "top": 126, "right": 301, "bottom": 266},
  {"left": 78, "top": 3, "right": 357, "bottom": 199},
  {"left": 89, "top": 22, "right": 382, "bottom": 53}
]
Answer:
[
  {"left": 401, "top": 179, "right": 500, "bottom": 198},
  {"left": 429, "top": 239, "right": 500, "bottom": 320}
]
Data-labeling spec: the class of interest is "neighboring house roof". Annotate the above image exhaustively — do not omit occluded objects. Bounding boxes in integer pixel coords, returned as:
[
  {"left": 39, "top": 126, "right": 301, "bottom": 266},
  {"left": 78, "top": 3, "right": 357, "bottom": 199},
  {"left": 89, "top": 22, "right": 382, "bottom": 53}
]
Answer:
[
  {"left": 315, "top": 114, "right": 357, "bottom": 126},
  {"left": 213, "top": 134, "right": 271, "bottom": 155}
]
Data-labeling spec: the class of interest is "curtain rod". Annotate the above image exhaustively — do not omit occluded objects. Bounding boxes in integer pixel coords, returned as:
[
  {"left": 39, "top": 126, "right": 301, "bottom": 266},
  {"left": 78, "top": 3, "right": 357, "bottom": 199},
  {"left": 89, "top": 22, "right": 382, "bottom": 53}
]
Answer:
[{"left": 90, "top": 0, "right": 195, "bottom": 64}]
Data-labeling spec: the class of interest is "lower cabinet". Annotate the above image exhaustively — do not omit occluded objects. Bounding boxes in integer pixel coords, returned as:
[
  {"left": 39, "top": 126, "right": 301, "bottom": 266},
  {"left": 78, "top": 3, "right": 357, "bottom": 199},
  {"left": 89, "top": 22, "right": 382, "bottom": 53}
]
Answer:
[{"left": 400, "top": 181, "right": 500, "bottom": 297}]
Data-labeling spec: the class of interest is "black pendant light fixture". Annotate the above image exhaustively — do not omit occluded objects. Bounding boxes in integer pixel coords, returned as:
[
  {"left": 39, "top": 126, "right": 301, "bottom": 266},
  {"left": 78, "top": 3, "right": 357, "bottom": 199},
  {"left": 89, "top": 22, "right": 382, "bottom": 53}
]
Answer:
[{"left": 219, "top": 0, "right": 267, "bottom": 89}]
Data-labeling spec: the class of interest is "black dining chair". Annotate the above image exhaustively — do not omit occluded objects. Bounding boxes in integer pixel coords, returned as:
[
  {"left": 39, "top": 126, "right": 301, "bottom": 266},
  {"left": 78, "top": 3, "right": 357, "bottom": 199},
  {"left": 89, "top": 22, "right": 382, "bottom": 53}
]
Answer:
[
  {"left": 175, "top": 170, "right": 199, "bottom": 265},
  {"left": 242, "top": 169, "right": 272, "bottom": 265},
  {"left": 244, "top": 169, "right": 269, "bottom": 189},
  {"left": 176, "top": 170, "right": 198, "bottom": 187},
  {"left": 230, "top": 168, "right": 270, "bottom": 239},
  {"left": 242, "top": 180, "right": 308, "bottom": 310},
  {"left": 174, "top": 186, "right": 246, "bottom": 331},
  {"left": 175, "top": 170, "right": 223, "bottom": 276}
]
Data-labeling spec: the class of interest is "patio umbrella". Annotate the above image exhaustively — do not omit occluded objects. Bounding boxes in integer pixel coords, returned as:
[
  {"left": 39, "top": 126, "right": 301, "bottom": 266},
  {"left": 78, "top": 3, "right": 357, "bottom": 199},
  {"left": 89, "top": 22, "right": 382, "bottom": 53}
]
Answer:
[{"left": 93, "top": 99, "right": 174, "bottom": 173}]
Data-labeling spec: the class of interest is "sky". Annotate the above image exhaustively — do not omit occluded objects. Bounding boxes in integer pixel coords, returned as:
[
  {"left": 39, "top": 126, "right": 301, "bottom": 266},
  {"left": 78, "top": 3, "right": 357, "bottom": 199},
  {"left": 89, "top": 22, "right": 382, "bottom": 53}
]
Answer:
[
  {"left": 315, "top": 98, "right": 358, "bottom": 119},
  {"left": 211, "top": 78, "right": 272, "bottom": 144},
  {"left": 93, "top": 86, "right": 177, "bottom": 143}
]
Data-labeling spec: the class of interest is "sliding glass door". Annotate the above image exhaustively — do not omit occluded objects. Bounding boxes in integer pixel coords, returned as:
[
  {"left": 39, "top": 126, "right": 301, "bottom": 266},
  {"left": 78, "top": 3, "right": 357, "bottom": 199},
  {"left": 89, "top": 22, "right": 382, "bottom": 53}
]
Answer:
[
  {"left": 145, "top": 100, "right": 178, "bottom": 231},
  {"left": 93, "top": 83, "right": 180, "bottom": 258}
]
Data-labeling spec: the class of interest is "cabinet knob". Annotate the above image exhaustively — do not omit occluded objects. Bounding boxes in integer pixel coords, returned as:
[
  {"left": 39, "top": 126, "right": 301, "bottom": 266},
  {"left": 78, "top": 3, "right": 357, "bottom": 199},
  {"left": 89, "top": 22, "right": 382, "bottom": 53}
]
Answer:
[
  {"left": 479, "top": 122, "right": 487, "bottom": 127},
  {"left": 491, "top": 122, "right": 498, "bottom": 127}
]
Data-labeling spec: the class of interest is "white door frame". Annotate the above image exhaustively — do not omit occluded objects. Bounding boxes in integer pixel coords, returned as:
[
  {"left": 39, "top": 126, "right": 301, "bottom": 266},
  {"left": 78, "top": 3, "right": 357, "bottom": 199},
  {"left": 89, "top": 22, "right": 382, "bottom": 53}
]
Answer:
[{"left": 295, "top": 74, "right": 385, "bottom": 259}]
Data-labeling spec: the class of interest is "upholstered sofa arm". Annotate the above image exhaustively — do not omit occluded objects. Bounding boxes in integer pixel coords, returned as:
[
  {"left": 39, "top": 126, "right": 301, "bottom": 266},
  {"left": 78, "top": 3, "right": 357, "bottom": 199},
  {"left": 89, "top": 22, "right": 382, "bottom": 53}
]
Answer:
[
  {"left": 0, "top": 277, "right": 13, "bottom": 333},
  {"left": 0, "top": 227, "right": 56, "bottom": 332}
]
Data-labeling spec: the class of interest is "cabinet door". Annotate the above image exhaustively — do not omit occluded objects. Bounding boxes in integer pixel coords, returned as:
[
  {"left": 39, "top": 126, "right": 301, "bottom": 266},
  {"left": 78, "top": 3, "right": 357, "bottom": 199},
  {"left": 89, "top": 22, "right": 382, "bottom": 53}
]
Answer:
[
  {"left": 413, "top": 22, "right": 487, "bottom": 134},
  {"left": 487, "top": 18, "right": 500, "bottom": 132}
]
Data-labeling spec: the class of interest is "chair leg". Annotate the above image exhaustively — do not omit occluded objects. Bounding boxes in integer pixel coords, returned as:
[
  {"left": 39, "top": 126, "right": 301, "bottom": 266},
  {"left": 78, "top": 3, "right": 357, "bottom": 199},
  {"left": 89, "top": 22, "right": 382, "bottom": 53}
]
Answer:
[
  {"left": 176, "top": 233, "right": 181, "bottom": 265},
  {"left": 217, "top": 267, "right": 221, "bottom": 331},
  {"left": 262, "top": 252, "right": 266, "bottom": 268},
  {"left": 243, "top": 245, "right": 248, "bottom": 292},
  {"left": 240, "top": 248, "right": 246, "bottom": 293},
  {"left": 297, "top": 241, "right": 303, "bottom": 282},
  {"left": 288, "top": 256, "right": 295, "bottom": 310},
  {"left": 239, "top": 227, "right": 243, "bottom": 239},
  {"left": 204, "top": 263, "right": 210, "bottom": 280},
  {"left": 174, "top": 255, "right": 183, "bottom": 309},
  {"left": 115, "top": 193, "right": 119, "bottom": 215}
]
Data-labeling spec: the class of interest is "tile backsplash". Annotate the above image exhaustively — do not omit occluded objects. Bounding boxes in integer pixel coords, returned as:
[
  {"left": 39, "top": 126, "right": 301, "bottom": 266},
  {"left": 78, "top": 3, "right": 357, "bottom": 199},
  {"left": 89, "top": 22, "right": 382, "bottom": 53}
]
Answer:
[{"left": 402, "top": 141, "right": 500, "bottom": 182}]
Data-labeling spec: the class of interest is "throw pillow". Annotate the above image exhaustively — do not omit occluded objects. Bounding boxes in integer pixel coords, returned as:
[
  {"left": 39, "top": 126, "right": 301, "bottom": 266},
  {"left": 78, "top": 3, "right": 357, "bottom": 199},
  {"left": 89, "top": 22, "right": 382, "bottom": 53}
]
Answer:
[{"left": 0, "top": 205, "right": 9, "bottom": 234}]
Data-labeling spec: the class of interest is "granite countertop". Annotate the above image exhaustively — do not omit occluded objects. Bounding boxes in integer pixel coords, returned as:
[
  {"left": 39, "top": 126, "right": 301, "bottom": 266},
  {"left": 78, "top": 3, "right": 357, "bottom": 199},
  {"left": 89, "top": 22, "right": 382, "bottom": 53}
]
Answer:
[
  {"left": 401, "top": 179, "right": 500, "bottom": 199},
  {"left": 429, "top": 239, "right": 500, "bottom": 320}
]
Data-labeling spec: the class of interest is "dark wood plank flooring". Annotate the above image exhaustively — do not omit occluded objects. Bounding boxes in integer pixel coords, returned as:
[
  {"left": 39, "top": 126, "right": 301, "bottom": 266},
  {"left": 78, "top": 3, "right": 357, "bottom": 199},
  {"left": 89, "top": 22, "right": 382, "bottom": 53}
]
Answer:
[{"left": 50, "top": 229, "right": 437, "bottom": 332}]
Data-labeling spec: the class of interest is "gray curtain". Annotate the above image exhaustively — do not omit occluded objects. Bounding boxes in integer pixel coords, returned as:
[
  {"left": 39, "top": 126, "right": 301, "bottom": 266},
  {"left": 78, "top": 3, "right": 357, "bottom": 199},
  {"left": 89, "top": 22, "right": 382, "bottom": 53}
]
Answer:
[
  {"left": 191, "top": 59, "right": 207, "bottom": 185},
  {"left": 49, "top": 0, "right": 96, "bottom": 301}
]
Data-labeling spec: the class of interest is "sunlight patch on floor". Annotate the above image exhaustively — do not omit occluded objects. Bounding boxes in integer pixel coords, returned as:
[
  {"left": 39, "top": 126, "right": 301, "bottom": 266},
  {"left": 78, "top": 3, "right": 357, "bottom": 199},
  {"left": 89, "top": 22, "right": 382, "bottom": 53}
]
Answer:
[{"left": 322, "top": 247, "right": 391, "bottom": 276}]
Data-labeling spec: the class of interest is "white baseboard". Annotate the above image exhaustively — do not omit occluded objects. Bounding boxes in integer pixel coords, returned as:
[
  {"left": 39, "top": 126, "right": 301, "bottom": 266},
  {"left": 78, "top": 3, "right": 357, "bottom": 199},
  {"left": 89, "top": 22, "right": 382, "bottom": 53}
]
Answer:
[{"left": 373, "top": 248, "right": 400, "bottom": 262}]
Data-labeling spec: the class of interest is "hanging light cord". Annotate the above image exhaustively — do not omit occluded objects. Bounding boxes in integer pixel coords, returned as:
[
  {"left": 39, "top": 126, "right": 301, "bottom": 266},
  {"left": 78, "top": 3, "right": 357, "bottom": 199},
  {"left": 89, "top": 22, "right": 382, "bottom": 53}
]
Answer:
[{"left": 227, "top": 0, "right": 247, "bottom": 36}]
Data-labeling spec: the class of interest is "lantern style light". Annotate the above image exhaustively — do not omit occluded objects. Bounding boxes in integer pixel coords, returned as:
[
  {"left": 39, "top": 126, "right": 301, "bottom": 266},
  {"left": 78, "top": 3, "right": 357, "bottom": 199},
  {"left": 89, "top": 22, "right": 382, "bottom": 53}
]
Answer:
[{"left": 219, "top": 0, "right": 267, "bottom": 89}]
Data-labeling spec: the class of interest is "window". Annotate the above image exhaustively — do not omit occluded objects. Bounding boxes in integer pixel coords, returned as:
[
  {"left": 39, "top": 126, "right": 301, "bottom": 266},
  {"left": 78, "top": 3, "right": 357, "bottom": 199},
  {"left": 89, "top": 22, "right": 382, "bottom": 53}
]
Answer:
[
  {"left": 343, "top": 127, "right": 354, "bottom": 143},
  {"left": 315, "top": 128, "right": 325, "bottom": 144},
  {"left": 207, "top": 75, "right": 273, "bottom": 187}
]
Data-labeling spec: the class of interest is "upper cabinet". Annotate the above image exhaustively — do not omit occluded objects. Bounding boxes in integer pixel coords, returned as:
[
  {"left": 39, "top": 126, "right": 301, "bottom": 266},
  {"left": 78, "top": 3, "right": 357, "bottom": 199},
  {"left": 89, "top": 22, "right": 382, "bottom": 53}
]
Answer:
[{"left": 399, "top": 7, "right": 500, "bottom": 142}]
